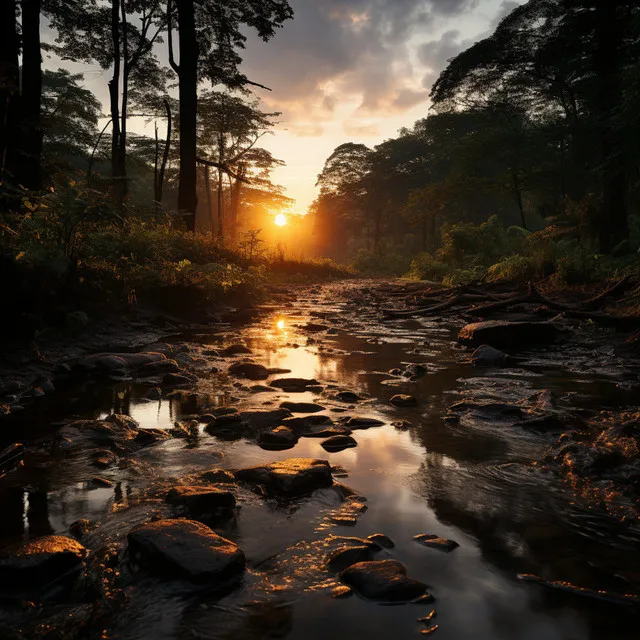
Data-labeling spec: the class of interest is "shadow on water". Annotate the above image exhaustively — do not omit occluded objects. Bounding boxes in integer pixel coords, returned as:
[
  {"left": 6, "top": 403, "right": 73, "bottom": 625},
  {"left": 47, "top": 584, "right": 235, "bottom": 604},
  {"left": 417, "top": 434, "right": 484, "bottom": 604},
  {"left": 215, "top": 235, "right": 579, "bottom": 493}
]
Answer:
[{"left": 1, "top": 284, "right": 640, "bottom": 639}]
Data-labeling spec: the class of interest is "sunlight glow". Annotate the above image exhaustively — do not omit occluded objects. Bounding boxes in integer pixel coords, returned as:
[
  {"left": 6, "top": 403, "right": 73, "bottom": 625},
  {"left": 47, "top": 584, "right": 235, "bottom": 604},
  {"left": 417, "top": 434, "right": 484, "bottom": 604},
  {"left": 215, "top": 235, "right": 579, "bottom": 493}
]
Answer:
[
  {"left": 276, "top": 319, "right": 285, "bottom": 330},
  {"left": 275, "top": 213, "right": 288, "bottom": 227}
]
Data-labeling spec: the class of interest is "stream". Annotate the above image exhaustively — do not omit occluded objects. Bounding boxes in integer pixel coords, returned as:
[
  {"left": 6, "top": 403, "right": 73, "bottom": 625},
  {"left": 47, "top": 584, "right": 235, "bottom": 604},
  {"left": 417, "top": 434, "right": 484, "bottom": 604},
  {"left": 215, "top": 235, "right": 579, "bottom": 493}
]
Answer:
[{"left": 1, "top": 281, "right": 639, "bottom": 639}]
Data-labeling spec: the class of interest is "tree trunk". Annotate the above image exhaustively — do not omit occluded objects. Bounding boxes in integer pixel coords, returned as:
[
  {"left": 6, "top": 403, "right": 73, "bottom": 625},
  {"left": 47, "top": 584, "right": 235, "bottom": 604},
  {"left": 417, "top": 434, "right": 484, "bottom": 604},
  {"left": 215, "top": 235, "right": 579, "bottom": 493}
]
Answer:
[
  {"left": 511, "top": 171, "right": 527, "bottom": 229},
  {"left": 204, "top": 165, "right": 214, "bottom": 231},
  {"left": 20, "top": 0, "right": 43, "bottom": 191},
  {"left": 116, "top": 0, "right": 129, "bottom": 205},
  {"left": 176, "top": 0, "right": 198, "bottom": 232},
  {"left": 155, "top": 99, "right": 172, "bottom": 205},
  {"left": 109, "top": 0, "right": 124, "bottom": 205},
  {"left": 229, "top": 162, "right": 245, "bottom": 243},
  {"left": 0, "top": 0, "right": 20, "bottom": 200},
  {"left": 216, "top": 130, "right": 224, "bottom": 239},
  {"left": 595, "top": 0, "right": 628, "bottom": 253}
]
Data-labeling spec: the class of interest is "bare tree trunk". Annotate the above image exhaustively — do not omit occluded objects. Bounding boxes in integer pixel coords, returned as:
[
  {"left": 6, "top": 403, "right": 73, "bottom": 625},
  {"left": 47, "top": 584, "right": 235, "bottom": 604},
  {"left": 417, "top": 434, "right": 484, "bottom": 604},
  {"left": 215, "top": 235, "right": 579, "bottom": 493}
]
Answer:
[
  {"left": 155, "top": 99, "right": 171, "bottom": 206},
  {"left": 109, "top": 0, "right": 123, "bottom": 206},
  {"left": 116, "top": 0, "right": 129, "bottom": 205},
  {"left": 176, "top": 0, "right": 198, "bottom": 232},
  {"left": 20, "top": 0, "right": 43, "bottom": 191},
  {"left": 511, "top": 171, "right": 527, "bottom": 229},
  {"left": 216, "top": 130, "right": 224, "bottom": 239},
  {"left": 204, "top": 165, "right": 214, "bottom": 232}
]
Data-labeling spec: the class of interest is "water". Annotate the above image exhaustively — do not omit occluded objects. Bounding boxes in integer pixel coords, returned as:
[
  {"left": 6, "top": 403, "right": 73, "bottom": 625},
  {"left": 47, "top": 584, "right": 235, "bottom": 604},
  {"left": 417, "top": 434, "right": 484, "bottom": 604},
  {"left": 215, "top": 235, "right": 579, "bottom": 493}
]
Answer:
[{"left": 1, "top": 282, "right": 639, "bottom": 639}]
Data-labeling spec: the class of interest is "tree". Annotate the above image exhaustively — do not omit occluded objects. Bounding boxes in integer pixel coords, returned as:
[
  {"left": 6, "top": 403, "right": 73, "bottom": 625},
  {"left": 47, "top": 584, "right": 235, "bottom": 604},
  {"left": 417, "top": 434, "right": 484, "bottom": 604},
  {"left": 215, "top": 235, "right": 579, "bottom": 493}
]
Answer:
[{"left": 166, "top": 0, "right": 293, "bottom": 232}]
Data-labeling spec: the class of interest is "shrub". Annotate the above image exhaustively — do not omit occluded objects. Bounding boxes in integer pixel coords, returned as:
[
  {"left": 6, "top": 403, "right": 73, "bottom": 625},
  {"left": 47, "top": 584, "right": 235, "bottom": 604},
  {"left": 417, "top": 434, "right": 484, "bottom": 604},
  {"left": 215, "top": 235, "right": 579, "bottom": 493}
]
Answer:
[{"left": 406, "top": 252, "right": 450, "bottom": 281}]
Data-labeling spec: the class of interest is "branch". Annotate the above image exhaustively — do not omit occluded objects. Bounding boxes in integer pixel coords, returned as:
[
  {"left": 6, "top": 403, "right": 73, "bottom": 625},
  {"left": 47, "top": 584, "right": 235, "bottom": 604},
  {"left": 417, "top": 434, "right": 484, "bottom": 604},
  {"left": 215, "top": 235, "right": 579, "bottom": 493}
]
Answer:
[
  {"left": 245, "top": 79, "right": 272, "bottom": 92},
  {"left": 167, "top": 0, "right": 179, "bottom": 73},
  {"left": 196, "top": 157, "right": 252, "bottom": 184}
]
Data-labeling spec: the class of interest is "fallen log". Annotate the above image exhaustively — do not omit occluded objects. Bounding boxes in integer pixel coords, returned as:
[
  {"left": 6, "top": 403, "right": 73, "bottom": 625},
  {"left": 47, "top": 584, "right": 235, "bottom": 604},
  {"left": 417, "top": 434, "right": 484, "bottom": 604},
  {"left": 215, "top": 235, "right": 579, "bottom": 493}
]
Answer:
[{"left": 578, "top": 275, "right": 637, "bottom": 310}]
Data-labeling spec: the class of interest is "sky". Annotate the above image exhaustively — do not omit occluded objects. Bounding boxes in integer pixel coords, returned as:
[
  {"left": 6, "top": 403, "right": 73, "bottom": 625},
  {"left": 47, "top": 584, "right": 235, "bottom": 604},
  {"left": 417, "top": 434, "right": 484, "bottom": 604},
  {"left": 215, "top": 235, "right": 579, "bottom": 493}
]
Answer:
[{"left": 44, "top": 0, "right": 524, "bottom": 213}]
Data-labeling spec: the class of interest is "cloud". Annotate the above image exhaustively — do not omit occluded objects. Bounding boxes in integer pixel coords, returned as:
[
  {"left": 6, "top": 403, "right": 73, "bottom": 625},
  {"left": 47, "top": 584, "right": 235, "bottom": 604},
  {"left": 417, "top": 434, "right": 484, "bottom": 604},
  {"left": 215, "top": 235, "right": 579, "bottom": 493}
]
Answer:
[
  {"left": 343, "top": 121, "right": 380, "bottom": 136},
  {"left": 418, "top": 30, "right": 475, "bottom": 91},
  {"left": 241, "top": 0, "right": 481, "bottom": 134}
]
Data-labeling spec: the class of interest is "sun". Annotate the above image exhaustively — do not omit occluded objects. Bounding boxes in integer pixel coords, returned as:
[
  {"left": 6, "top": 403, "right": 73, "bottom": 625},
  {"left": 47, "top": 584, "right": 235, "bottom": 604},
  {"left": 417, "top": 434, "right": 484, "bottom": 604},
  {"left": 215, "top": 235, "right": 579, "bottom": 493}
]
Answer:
[{"left": 274, "top": 213, "right": 287, "bottom": 227}]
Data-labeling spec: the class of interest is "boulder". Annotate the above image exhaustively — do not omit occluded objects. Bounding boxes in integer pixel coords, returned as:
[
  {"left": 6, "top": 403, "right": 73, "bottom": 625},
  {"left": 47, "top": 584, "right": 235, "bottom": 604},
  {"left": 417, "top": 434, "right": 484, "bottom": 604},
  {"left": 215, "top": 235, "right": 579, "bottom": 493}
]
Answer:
[
  {"left": 282, "top": 415, "right": 333, "bottom": 434},
  {"left": 0, "top": 535, "right": 87, "bottom": 595},
  {"left": 334, "top": 391, "right": 361, "bottom": 403},
  {"left": 471, "top": 344, "right": 509, "bottom": 367},
  {"left": 127, "top": 519, "right": 245, "bottom": 584},
  {"left": 339, "top": 560, "right": 430, "bottom": 603},
  {"left": 235, "top": 458, "right": 333, "bottom": 497},
  {"left": 258, "top": 426, "right": 299, "bottom": 450},
  {"left": 199, "top": 469, "right": 236, "bottom": 484},
  {"left": 390, "top": 394, "right": 417, "bottom": 407},
  {"left": 239, "top": 409, "right": 292, "bottom": 431},
  {"left": 137, "top": 359, "right": 181, "bottom": 377},
  {"left": 326, "top": 546, "right": 374, "bottom": 571},
  {"left": 402, "top": 363, "right": 428, "bottom": 380},
  {"left": 270, "top": 378, "right": 320, "bottom": 392},
  {"left": 413, "top": 534, "right": 459, "bottom": 552},
  {"left": 280, "top": 401, "right": 325, "bottom": 414},
  {"left": 228, "top": 362, "right": 270, "bottom": 381},
  {"left": 459, "top": 320, "right": 559, "bottom": 349},
  {"left": 220, "top": 344, "right": 252, "bottom": 357},
  {"left": 367, "top": 534, "right": 395, "bottom": 549},
  {"left": 303, "top": 426, "right": 353, "bottom": 439},
  {"left": 345, "top": 416, "right": 384, "bottom": 429},
  {"left": 321, "top": 435, "right": 358, "bottom": 452}
]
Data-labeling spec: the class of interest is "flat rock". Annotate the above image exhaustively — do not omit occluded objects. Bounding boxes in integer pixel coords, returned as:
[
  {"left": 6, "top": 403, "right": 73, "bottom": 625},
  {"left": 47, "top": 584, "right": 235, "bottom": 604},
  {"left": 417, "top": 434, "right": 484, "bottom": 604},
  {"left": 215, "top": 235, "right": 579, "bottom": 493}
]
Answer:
[
  {"left": 258, "top": 426, "right": 299, "bottom": 450},
  {"left": 235, "top": 458, "right": 333, "bottom": 497},
  {"left": 0, "top": 535, "right": 87, "bottom": 594},
  {"left": 413, "top": 534, "right": 459, "bottom": 552},
  {"left": 367, "top": 534, "right": 395, "bottom": 549},
  {"left": 390, "top": 394, "right": 417, "bottom": 407},
  {"left": 270, "top": 377, "right": 320, "bottom": 392},
  {"left": 199, "top": 469, "right": 236, "bottom": 484},
  {"left": 459, "top": 320, "right": 559, "bottom": 350},
  {"left": 471, "top": 344, "right": 509, "bottom": 367},
  {"left": 334, "top": 391, "right": 361, "bottom": 403},
  {"left": 303, "top": 426, "right": 352, "bottom": 439},
  {"left": 128, "top": 519, "right": 245, "bottom": 584},
  {"left": 280, "top": 401, "right": 325, "bottom": 413},
  {"left": 346, "top": 416, "right": 385, "bottom": 429},
  {"left": 228, "top": 362, "right": 270, "bottom": 381},
  {"left": 322, "top": 435, "right": 358, "bottom": 452},
  {"left": 239, "top": 409, "right": 292, "bottom": 431},
  {"left": 282, "top": 415, "right": 334, "bottom": 434},
  {"left": 138, "top": 359, "right": 181, "bottom": 377},
  {"left": 339, "top": 560, "right": 430, "bottom": 603},
  {"left": 220, "top": 344, "right": 252, "bottom": 357},
  {"left": 402, "top": 364, "right": 428, "bottom": 379},
  {"left": 166, "top": 486, "right": 236, "bottom": 515}
]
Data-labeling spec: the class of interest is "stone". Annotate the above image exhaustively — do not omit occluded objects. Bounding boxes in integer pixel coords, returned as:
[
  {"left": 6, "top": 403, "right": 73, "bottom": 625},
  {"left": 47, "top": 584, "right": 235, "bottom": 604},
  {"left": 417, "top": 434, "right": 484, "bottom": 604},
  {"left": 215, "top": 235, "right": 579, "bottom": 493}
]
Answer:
[
  {"left": 339, "top": 560, "right": 430, "bottom": 603},
  {"left": 163, "top": 372, "right": 196, "bottom": 388},
  {"left": 92, "top": 450, "right": 117, "bottom": 468},
  {"left": 280, "top": 401, "right": 325, "bottom": 414},
  {"left": 329, "top": 516, "right": 358, "bottom": 526},
  {"left": 303, "top": 426, "right": 353, "bottom": 439},
  {"left": 282, "top": 415, "right": 334, "bottom": 434},
  {"left": 367, "top": 534, "right": 395, "bottom": 549},
  {"left": 166, "top": 486, "right": 236, "bottom": 515},
  {"left": 250, "top": 385, "right": 276, "bottom": 393},
  {"left": 326, "top": 546, "right": 374, "bottom": 571},
  {"left": 137, "top": 359, "right": 181, "bottom": 377},
  {"left": 145, "top": 387, "right": 162, "bottom": 400},
  {"left": 0, "top": 442, "right": 25, "bottom": 474},
  {"left": 322, "top": 435, "right": 358, "bottom": 452},
  {"left": 413, "top": 534, "right": 459, "bottom": 552},
  {"left": 220, "top": 344, "right": 252, "bottom": 357},
  {"left": 392, "top": 421, "right": 412, "bottom": 431},
  {"left": 127, "top": 519, "right": 245, "bottom": 584},
  {"left": 0, "top": 535, "right": 87, "bottom": 594},
  {"left": 331, "top": 585, "right": 354, "bottom": 598},
  {"left": 235, "top": 458, "right": 333, "bottom": 497},
  {"left": 135, "top": 428, "right": 172, "bottom": 446},
  {"left": 471, "top": 344, "right": 509, "bottom": 367},
  {"left": 346, "top": 416, "right": 385, "bottom": 429},
  {"left": 69, "top": 519, "right": 94, "bottom": 540},
  {"left": 390, "top": 394, "right": 417, "bottom": 407},
  {"left": 403, "top": 364, "right": 428, "bottom": 379},
  {"left": 270, "top": 377, "right": 320, "bottom": 392},
  {"left": 334, "top": 391, "right": 361, "bottom": 403},
  {"left": 240, "top": 409, "right": 292, "bottom": 431},
  {"left": 258, "top": 426, "right": 299, "bottom": 449},
  {"left": 88, "top": 477, "right": 113, "bottom": 489},
  {"left": 199, "top": 469, "right": 236, "bottom": 484},
  {"left": 228, "top": 361, "right": 270, "bottom": 381},
  {"left": 458, "top": 320, "right": 559, "bottom": 349}
]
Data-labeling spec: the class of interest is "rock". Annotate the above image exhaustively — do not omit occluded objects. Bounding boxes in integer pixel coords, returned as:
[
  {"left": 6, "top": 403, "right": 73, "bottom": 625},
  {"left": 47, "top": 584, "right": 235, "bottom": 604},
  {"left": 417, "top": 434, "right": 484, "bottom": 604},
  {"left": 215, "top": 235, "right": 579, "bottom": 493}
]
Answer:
[
  {"left": 210, "top": 412, "right": 244, "bottom": 427},
  {"left": 322, "top": 435, "right": 358, "bottom": 452},
  {"left": 331, "top": 585, "right": 354, "bottom": 598},
  {"left": 220, "top": 344, "right": 252, "bottom": 357},
  {"left": 137, "top": 359, "right": 180, "bottom": 377},
  {"left": 235, "top": 458, "right": 333, "bottom": 497},
  {"left": 339, "top": 560, "right": 430, "bottom": 603},
  {"left": 367, "top": 534, "right": 395, "bottom": 549},
  {"left": 228, "top": 361, "right": 270, "bottom": 381},
  {"left": 135, "top": 428, "right": 172, "bottom": 446},
  {"left": 72, "top": 354, "right": 128, "bottom": 375},
  {"left": 282, "top": 415, "right": 334, "bottom": 434},
  {"left": 392, "top": 421, "right": 412, "bottom": 431},
  {"left": 92, "top": 450, "right": 117, "bottom": 468},
  {"left": 329, "top": 516, "right": 358, "bottom": 526},
  {"left": 0, "top": 442, "right": 25, "bottom": 474},
  {"left": 413, "top": 534, "right": 459, "bottom": 552},
  {"left": 163, "top": 372, "right": 196, "bottom": 388},
  {"left": 0, "top": 535, "right": 87, "bottom": 595},
  {"left": 145, "top": 387, "right": 162, "bottom": 400},
  {"left": 448, "top": 400, "right": 525, "bottom": 421},
  {"left": 270, "top": 377, "right": 320, "bottom": 392},
  {"left": 403, "top": 363, "right": 428, "bottom": 379},
  {"left": 326, "top": 546, "right": 374, "bottom": 571},
  {"left": 258, "top": 426, "right": 299, "bottom": 450},
  {"left": 127, "top": 519, "right": 245, "bottom": 584},
  {"left": 390, "top": 394, "right": 417, "bottom": 407},
  {"left": 239, "top": 409, "right": 292, "bottom": 432},
  {"left": 280, "top": 401, "right": 325, "bottom": 413},
  {"left": 346, "top": 416, "right": 385, "bottom": 429},
  {"left": 334, "top": 391, "right": 361, "bottom": 403},
  {"left": 166, "top": 486, "right": 236, "bottom": 516},
  {"left": 199, "top": 469, "right": 236, "bottom": 484},
  {"left": 303, "top": 426, "right": 353, "bottom": 439},
  {"left": 458, "top": 320, "right": 559, "bottom": 349},
  {"left": 69, "top": 519, "right": 94, "bottom": 540},
  {"left": 250, "top": 385, "right": 275, "bottom": 393},
  {"left": 212, "top": 407, "right": 239, "bottom": 417},
  {"left": 88, "top": 477, "right": 113, "bottom": 489},
  {"left": 471, "top": 344, "right": 509, "bottom": 367}
]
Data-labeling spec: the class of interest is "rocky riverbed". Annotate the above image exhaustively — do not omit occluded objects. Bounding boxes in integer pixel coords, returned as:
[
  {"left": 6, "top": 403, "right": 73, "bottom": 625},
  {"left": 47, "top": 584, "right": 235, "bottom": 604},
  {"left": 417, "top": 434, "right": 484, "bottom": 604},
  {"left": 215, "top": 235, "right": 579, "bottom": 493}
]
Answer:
[{"left": 0, "top": 280, "right": 639, "bottom": 639}]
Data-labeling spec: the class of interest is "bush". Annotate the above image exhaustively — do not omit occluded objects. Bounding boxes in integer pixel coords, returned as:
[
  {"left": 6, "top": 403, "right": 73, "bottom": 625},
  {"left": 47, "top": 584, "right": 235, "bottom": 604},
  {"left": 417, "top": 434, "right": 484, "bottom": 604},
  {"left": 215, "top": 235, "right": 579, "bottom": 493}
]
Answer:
[
  {"left": 406, "top": 253, "right": 450, "bottom": 281},
  {"left": 487, "top": 255, "right": 540, "bottom": 283},
  {"left": 351, "top": 249, "right": 413, "bottom": 276}
]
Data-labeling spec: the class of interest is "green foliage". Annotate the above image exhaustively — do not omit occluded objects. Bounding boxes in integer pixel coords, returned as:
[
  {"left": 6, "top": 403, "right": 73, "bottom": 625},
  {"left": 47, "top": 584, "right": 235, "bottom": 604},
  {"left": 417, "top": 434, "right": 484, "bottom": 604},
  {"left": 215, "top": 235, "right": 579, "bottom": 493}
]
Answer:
[
  {"left": 406, "top": 253, "right": 450, "bottom": 281},
  {"left": 351, "top": 249, "right": 413, "bottom": 277}
]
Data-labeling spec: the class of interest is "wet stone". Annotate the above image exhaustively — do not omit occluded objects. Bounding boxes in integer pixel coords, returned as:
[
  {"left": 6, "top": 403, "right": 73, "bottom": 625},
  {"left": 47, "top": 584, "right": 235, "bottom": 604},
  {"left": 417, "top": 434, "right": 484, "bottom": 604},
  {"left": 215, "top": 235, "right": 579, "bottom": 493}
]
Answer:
[
  {"left": 199, "top": 468, "right": 235, "bottom": 484},
  {"left": 471, "top": 344, "right": 509, "bottom": 367},
  {"left": 346, "top": 416, "right": 385, "bottom": 429},
  {"left": 283, "top": 415, "right": 334, "bottom": 434},
  {"left": 322, "top": 435, "right": 358, "bottom": 452},
  {"left": 413, "top": 534, "right": 459, "bottom": 552},
  {"left": 334, "top": 391, "right": 361, "bottom": 403},
  {"left": 390, "top": 394, "right": 418, "bottom": 407},
  {"left": 228, "top": 362, "right": 270, "bottom": 381},
  {"left": 304, "top": 426, "right": 353, "bottom": 439},
  {"left": 69, "top": 519, "right": 94, "bottom": 541},
  {"left": 235, "top": 458, "right": 333, "bottom": 498},
  {"left": 240, "top": 409, "right": 292, "bottom": 431},
  {"left": 367, "top": 534, "right": 395, "bottom": 549},
  {"left": 331, "top": 585, "right": 354, "bottom": 599},
  {"left": 392, "top": 420, "right": 412, "bottom": 431},
  {"left": 0, "top": 535, "right": 87, "bottom": 596},
  {"left": 339, "top": 560, "right": 430, "bottom": 603},
  {"left": 127, "top": 519, "right": 245, "bottom": 584},
  {"left": 458, "top": 319, "right": 559, "bottom": 350},
  {"left": 326, "top": 545, "right": 374, "bottom": 571},
  {"left": 258, "top": 426, "right": 299, "bottom": 450},
  {"left": 92, "top": 450, "right": 117, "bottom": 468},
  {"left": 220, "top": 344, "right": 252, "bottom": 357},
  {"left": 280, "top": 401, "right": 326, "bottom": 413},
  {"left": 166, "top": 486, "right": 236, "bottom": 516},
  {"left": 330, "top": 516, "right": 358, "bottom": 526},
  {"left": 0, "top": 442, "right": 25, "bottom": 474},
  {"left": 270, "top": 377, "right": 320, "bottom": 392}
]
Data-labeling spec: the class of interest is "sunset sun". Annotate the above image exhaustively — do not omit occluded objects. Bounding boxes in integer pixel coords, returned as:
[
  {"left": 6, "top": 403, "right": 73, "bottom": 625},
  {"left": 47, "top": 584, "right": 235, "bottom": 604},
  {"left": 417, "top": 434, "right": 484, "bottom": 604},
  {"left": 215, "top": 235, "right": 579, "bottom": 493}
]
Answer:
[{"left": 274, "top": 213, "right": 288, "bottom": 227}]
